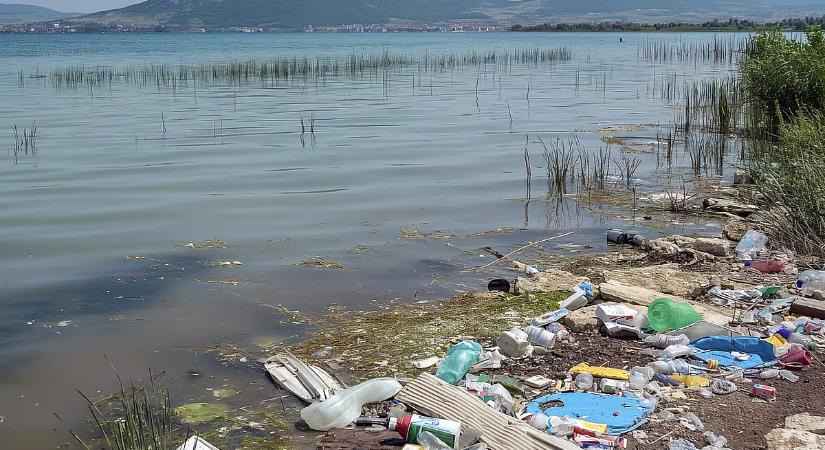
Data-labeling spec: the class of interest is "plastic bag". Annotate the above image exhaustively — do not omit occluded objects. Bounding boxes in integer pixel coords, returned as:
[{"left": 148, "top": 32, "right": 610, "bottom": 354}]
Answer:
[{"left": 710, "top": 379, "right": 737, "bottom": 395}]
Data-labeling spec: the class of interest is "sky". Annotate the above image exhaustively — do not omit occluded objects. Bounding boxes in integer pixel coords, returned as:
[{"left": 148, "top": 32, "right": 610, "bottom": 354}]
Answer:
[{"left": 13, "top": 0, "right": 142, "bottom": 13}]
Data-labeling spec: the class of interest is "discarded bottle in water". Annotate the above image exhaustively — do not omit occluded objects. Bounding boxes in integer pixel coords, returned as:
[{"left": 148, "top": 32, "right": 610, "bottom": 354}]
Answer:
[
  {"left": 436, "top": 341, "right": 482, "bottom": 385},
  {"left": 797, "top": 270, "right": 825, "bottom": 294},
  {"left": 735, "top": 230, "right": 768, "bottom": 260},
  {"left": 301, "top": 378, "right": 402, "bottom": 431}
]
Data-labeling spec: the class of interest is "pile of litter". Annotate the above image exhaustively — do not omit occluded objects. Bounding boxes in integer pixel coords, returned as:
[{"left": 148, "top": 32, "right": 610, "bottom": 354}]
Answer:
[{"left": 245, "top": 227, "right": 824, "bottom": 450}]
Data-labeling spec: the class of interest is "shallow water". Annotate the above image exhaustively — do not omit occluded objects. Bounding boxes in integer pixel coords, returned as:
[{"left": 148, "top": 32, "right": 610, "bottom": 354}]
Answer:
[{"left": 0, "top": 31, "right": 742, "bottom": 446}]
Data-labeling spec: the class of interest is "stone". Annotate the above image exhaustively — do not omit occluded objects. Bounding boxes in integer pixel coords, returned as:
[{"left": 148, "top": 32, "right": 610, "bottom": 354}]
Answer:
[
  {"left": 560, "top": 304, "right": 601, "bottom": 332},
  {"left": 516, "top": 269, "right": 588, "bottom": 293},
  {"left": 765, "top": 428, "right": 825, "bottom": 450},
  {"left": 643, "top": 238, "right": 681, "bottom": 256},
  {"left": 600, "top": 264, "right": 711, "bottom": 299},
  {"left": 785, "top": 413, "right": 825, "bottom": 433},
  {"left": 723, "top": 219, "right": 750, "bottom": 241},
  {"left": 690, "top": 237, "right": 731, "bottom": 257}
]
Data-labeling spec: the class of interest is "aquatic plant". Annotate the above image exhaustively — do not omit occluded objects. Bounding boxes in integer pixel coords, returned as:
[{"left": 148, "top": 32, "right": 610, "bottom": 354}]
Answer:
[{"left": 44, "top": 47, "right": 573, "bottom": 91}]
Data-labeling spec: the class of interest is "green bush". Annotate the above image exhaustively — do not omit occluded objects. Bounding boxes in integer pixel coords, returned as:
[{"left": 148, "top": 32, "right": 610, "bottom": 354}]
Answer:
[{"left": 741, "top": 27, "right": 825, "bottom": 133}]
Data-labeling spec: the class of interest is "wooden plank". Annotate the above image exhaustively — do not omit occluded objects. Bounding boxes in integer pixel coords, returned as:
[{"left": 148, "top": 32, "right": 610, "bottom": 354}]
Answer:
[
  {"left": 599, "top": 280, "right": 731, "bottom": 326},
  {"left": 790, "top": 297, "right": 825, "bottom": 319}
]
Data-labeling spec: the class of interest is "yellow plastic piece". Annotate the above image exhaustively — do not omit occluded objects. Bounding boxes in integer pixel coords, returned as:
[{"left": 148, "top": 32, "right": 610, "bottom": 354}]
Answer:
[
  {"left": 764, "top": 334, "right": 788, "bottom": 347},
  {"left": 670, "top": 375, "right": 710, "bottom": 388},
  {"left": 569, "top": 363, "right": 630, "bottom": 380},
  {"left": 575, "top": 419, "right": 608, "bottom": 434}
]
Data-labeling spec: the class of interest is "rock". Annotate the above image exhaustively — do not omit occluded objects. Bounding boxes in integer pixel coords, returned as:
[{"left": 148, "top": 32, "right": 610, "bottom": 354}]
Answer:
[
  {"left": 561, "top": 305, "right": 601, "bottom": 332},
  {"left": 703, "top": 198, "right": 758, "bottom": 217},
  {"left": 600, "top": 264, "right": 710, "bottom": 299},
  {"left": 765, "top": 428, "right": 825, "bottom": 450},
  {"left": 643, "top": 238, "right": 681, "bottom": 257},
  {"left": 723, "top": 219, "right": 750, "bottom": 241},
  {"left": 516, "top": 269, "right": 588, "bottom": 293},
  {"left": 789, "top": 297, "right": 825, "bottom": 320},
  {"left": 785, "top": 413, "right": 825, "bottom": 433},
  {"left": 690, "top": 237, "right": 731, "bottom": 257}
]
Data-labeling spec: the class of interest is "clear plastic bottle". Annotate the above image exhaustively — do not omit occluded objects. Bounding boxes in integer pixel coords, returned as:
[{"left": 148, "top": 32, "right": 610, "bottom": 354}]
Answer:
[
  {"left": 435, "top": 341, "right": 482, "bottom": 384},
  {"left": 797, "top": 270, "right": 825, "bottom": 294},
  {"left": 575, "top": 373, "right": 594, "bottom": 390},
  {"left": 301, "top": 378, "right": 403, "bottom": 431},
  {"left": 661, "top": 344, "right": 695, "bottom": 359},
  {"left": 735, "top": 230, "right": 768, "bottom": 260},
  {"left": 644, "top": 334, "right": 690, "bottom": 349}
]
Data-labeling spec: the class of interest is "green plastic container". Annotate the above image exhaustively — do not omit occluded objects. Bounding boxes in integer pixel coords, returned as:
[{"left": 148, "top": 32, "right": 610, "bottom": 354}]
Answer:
[{"left": 648, "top": 297, "right": 702, "bottom": 332}]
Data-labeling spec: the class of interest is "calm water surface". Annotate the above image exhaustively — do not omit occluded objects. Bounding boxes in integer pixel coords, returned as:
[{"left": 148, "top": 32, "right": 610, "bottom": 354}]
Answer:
[{"left": 0, "top": 32, "right": 741, "bottom": 446}]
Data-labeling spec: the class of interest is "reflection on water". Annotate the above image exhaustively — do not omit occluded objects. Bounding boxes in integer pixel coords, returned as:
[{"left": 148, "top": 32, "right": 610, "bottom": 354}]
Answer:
[{"left": 0, "top": 31, "right": 743, "bottom": 446}]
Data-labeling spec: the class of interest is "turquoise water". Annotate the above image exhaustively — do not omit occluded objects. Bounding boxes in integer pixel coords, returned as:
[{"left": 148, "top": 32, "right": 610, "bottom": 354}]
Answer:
[{"left": 0, "top": 32, "right": 740, "bottom": 446}]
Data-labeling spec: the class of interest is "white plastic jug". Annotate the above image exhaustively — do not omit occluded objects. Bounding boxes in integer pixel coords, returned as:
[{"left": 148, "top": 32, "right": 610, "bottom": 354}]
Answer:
[{"left": 301, "top": 378, "right": 402, "bottom": 431}]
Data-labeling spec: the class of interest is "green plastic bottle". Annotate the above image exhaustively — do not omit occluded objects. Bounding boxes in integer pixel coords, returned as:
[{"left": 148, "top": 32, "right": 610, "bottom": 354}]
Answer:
[{"left": 648, "top": 297, "right": 701, "bottom": 332}]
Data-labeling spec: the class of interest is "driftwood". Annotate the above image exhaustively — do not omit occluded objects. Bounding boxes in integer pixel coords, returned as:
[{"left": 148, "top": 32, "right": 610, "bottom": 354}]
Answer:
[{"left": 702, "top": 197, "right": 758, "bottom": 217}]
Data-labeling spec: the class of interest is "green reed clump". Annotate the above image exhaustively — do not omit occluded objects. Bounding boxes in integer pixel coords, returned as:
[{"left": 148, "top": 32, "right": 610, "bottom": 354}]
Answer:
[
  {"left": 748, "top": 113, "right": 825, "bottom": 256},
  {"left": 64, "top": 368, "right": 175, "bottom": 450},
  {"left": 45, "top": 47, "right": 572, "bottom": 91},
  {"left": 741, "top": 27, "right": 825, "bottom": 135},
  {"left": 742, "top": 27, "right": 825, "bottom": 255}
]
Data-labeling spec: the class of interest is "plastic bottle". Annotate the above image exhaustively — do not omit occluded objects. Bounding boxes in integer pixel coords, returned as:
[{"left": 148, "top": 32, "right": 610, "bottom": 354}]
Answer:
[
  {"left": 390, "top": 414, "right": 461, "bottom": 449},
  {"left": 735, "top": 230, "right": 768, "bottom": 260},
  {"left": 527, "top": 413, "right": 549, "bottom": 430},
  {"left": 525, "top": 325, "right": 557, "bottom": 348},
  {"left": 436, "top": 341, "right": 482, "bottom": 384},
  {"left": 301, "top": 378, "right": 403, "bottom": 431},
  {"left": 647, "top": 298, "right": 701, "bottom": 332},
  {"left": 629, "top": 371, "right": 647, "bottom": 390},
  {"left": 661, "top": 344, "right": 695, "bottom": 359},
  {"left": 797, "top": 270, "right": 825, "bottom": 294},
  {"left": 644, "top": 334, "right": 690, "bottom": 349},
  {"left": 575, "top": 373, "right": 594, "bottom": 390},
  {"left": 647, "top": 360, "right": 674, "bottom": 375}
]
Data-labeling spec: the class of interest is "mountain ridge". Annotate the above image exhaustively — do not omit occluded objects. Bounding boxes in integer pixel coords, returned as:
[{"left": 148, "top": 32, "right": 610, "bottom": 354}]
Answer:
[
  {"left": 71, "top": 0, "right": 825, "bottom": 31},
  {"left": 0, "top": 3, "right": 79, "bottom": 24}
]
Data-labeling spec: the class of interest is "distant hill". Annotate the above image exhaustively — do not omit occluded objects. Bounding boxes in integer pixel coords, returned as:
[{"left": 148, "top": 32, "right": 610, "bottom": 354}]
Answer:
[
  {"left": 0, "top": 3, "right": 78, "bottom": 24},
  {"left": 72, "top": 0, "right": 825, "bottom": 30}
]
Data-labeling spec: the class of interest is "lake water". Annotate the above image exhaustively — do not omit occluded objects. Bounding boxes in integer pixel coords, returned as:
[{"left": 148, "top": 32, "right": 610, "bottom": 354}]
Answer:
[{"left": 0, "top": 31, "right": 743, "bottom": 446}]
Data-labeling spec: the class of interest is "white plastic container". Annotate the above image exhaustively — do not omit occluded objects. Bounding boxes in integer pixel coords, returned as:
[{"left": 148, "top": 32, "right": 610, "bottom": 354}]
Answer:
[
  {"left": 524, "top": 325, "right": 557, "bottom": 349},
  {"left": 301, "top": 378, "right": 402, "bottom": 431}
]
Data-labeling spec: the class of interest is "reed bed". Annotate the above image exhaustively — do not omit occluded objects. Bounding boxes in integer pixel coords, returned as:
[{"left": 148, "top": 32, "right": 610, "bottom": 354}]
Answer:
[
  {"left": 638, "top": 34, "right": 748, "bottom": 65},
  {"left": 45, "top": 47, "right": 572, "bottom": 90}
]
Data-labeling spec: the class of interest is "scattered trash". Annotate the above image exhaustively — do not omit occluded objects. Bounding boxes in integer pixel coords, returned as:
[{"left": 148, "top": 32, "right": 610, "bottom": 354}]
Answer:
[
  {"left": 531, "top": 308, "right": 571, "bottom": 327},
  {"left": 176, "top": 436, "right": 220, "bottom": 450},
  {"left": 735, "top": 230, "right": 768, "bottom": 261},
  {"left": 569, "top": 363, "right": 630, "bottom": 380},
  {"left": 523, "top": 375, "right": 553, "bottom": 389},
  {"left": 497, "top": 328, "right": 532, "bottom": 358},
  {"left": 487, "top": 279, "right": 511, "bottom": 293},
  {"left": 312, "top": 346, "right": 333, "bottom": 358},
  {"left": 751, "top": 383, "right": 777, "bottom": 401},
  {"left": 264, "top": 353, "right": 342, "bottom": 403},
  {"left": 414, "top": 356, "right": 442, "bottom": 369},
  {"left": 710, "top": 379, "right": 737, "bottom": 395},
  {"left": 749, "top": 259, "right": 791, "bottom": 273},
  {"left": 359, "top": 414, "right": 462, "bottom": 448},
  {"left": 525, "top": 392, "right": 654, "bottom": 434},
  {"left": 704, "top": 431, "right": 728, "bottom": 448},
  {"left": 301, "top": 378, "right": 402, "bottom": 431},
  {"left": 648, "top": 298, "right": 702, "bottom": 332},
  {"left": 524, "top": 325, "right": 556, "bottom": 348},
  {"left": 797, "top": 269, "right": 825, "bottom": 295},
  {"left": 669, "top": 438, "right": 699, "bottom": 450},
  {"left": 690, "top": 336, "right": 777, "bottom": 369},
  {"left": 678, "top": 412, "right": 705, "bottom": 431},
  {"left": 560, "top": 288, "right": 588, "bottom": 311},
  {"left": 779, "top": 369, "right": 800, "bottom": 382},
  {"left": 596, "top": 304, "right": 639, "bottom": 324},
  {"left": 575, "top": 373, "right": 594, "bottom": 390},
  {"left": 436, "top": 341, "right": 482, "bottom": 384}
]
